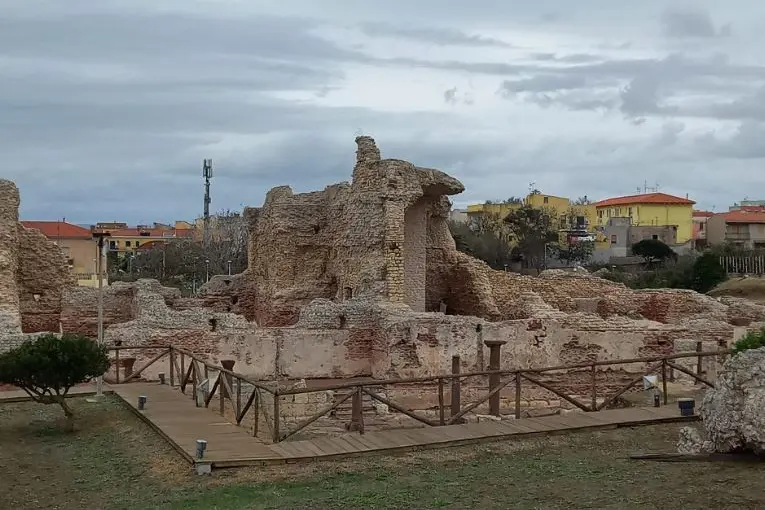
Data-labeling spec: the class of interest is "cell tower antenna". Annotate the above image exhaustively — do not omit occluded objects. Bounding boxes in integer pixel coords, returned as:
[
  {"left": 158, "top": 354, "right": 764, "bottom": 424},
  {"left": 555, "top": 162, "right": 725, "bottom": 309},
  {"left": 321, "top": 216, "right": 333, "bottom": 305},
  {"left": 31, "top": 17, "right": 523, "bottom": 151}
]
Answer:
[{"left": 202, "top": 159, "right": 213, "bottom": 250}]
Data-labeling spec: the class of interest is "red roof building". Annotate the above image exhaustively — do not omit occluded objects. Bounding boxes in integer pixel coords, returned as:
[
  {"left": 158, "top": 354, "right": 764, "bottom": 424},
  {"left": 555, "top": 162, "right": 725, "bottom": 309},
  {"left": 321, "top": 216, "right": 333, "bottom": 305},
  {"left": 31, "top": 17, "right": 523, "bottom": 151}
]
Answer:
[
  {"left": 592, "top": 192, "right": 695, "bottom": 208},
  {"left": 21, "top": 221, "right": 92, "bottom": 239}
]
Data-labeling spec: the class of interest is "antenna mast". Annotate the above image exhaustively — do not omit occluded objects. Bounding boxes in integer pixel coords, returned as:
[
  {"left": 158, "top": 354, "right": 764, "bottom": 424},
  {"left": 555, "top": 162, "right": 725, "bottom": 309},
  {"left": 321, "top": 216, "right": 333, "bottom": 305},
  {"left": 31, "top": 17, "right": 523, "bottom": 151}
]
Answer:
[{"left": 202, "top": 159, "right": 213, "bottom": 250}]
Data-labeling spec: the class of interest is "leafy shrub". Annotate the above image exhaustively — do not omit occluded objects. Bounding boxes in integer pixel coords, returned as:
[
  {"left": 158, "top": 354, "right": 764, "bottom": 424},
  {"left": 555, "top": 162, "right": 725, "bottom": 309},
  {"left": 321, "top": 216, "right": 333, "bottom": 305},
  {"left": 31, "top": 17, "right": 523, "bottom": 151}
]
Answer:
[
  {"left": 632, "top": 239, "right": 676, "bottom": 265},
  {"left": 733, "top": 329, "right": 765, "bottom": 354},
  {"left": 0, "top": 333, "right": 109, "bottom": 429},
  {"left": 689, "top": 252, "right": 728, "bottom": 293}
]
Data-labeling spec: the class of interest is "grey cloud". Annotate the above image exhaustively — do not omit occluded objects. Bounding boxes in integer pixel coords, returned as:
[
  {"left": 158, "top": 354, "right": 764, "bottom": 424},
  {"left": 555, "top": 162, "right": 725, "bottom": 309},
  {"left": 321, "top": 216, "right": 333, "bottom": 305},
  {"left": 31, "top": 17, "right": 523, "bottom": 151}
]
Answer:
[
  {"left": 0, "top": 13, "right": 363, "bottom": 64},
  {"left": 696, "top": 121, "right": 765, "bottom": 159},
  {"left": 660, "top": 6, "right": 730, "bottom": 38},
  {"left": 655, "top": 121, "right": 686, "bottom": 146},
  {"left": 498, "top": 74, "right": 590, "bottom": 95},
  {"left": 360, "top": 22, "right": 513, "bottom": 47},
  {"left": 444, "top": 87, "right": 458, "bottom": 104}
]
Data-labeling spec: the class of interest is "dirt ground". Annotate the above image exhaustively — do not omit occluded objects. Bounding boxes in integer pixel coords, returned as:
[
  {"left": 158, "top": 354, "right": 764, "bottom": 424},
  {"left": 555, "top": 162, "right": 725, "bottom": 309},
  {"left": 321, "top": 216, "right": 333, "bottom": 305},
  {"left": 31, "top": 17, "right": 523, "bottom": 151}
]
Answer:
[
  {"left": 1, "top": 396, "right": 764, "bottom": 510},
  {"left": 709, "top": 277, "right": 765, "bottom": 303}
]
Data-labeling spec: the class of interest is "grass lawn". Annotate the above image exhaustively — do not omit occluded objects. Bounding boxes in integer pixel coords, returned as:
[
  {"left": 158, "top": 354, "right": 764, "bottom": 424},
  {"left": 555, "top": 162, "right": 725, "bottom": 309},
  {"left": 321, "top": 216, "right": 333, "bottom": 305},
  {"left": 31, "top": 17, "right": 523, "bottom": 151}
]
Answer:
[{"left": 1, "top": 396, "right": 764, "bottom": 510}]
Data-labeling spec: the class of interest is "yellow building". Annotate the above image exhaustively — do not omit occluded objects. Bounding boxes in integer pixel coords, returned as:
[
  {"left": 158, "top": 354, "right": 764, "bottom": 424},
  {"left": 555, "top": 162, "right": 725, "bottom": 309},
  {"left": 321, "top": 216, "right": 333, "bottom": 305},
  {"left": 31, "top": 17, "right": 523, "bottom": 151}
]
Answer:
[
  {"left": 591, "top": 192, "right": 695, "bottom": 244},
  {"left": 20, "top": 221, "right": 100, "bottom": 287},
  {"left": 466, "top": 192, "right": 597, "bottom": 234},
  {"left": 465, "top": 201, "right": 521, "bottom": 224},
  {"left": 93, "top": 221, "right": 195, "bottom": 254}
]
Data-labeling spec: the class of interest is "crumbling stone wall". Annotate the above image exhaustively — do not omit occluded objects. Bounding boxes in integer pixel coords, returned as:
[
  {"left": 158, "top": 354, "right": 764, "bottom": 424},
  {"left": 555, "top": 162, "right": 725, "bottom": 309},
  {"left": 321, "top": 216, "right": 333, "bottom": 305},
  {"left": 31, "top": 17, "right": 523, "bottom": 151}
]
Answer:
[
  {"left": 0, "top": 179, "right": 75, "bottom": 338},
  {"left": 18, "top": 226, "right": 76, "bottom": 332},
  {"left": 200, "top": 136, "right": 464, "bottom": 326},
  {"left": 0, "top": 180, "right": 22, "bottom": 339}
]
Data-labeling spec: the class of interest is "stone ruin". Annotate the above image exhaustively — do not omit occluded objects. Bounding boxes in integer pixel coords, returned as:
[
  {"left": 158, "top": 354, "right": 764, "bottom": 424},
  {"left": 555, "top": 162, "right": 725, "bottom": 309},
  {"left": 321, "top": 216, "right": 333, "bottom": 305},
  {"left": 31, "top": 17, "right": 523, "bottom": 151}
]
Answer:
[
  {"left": 0, "top": 179, "right": 74, "bottom": 353},
  {"left": 4, "top": 137, "right": 765, "bottom": 424},
  {"left": 678, "top": 347, "right": 765, "bottom": 455}
]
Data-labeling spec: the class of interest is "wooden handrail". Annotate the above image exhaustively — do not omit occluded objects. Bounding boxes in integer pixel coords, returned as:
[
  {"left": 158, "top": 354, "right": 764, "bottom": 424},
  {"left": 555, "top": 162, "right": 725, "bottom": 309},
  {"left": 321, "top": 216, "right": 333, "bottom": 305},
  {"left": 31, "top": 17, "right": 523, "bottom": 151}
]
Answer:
[
  {"left": 104, "top": 344, "right": 730, "bottom": 443},
  {"left": 274, "top": 349, "right": 733, "bottom": 395}
]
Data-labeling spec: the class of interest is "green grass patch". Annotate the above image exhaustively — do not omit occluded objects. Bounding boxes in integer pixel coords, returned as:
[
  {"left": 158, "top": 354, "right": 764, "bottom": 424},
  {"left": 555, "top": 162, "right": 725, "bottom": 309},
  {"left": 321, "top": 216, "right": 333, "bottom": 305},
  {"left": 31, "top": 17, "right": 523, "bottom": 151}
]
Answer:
[{"left": 2, "top": 397, "right": 765, "bottom": 510}]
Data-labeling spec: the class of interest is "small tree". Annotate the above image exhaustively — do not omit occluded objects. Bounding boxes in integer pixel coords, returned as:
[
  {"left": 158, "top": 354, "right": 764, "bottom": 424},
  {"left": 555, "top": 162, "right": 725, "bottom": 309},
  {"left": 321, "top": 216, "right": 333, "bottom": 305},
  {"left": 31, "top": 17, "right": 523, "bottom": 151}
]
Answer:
[
  {"left": 691, "top": 252, "right": 728, "bottom": 293},
  {"left": 632, "top": 239, "right": 675, "bottom": 266},
  {"left": 554, "top": 240, "right": 595, "bottom": 266},
  {"left": 504, "top": 205, "right": 559, "bottom": 270},
  {"left": 0, "top": 334, "right": 109, "bottom": 430}
]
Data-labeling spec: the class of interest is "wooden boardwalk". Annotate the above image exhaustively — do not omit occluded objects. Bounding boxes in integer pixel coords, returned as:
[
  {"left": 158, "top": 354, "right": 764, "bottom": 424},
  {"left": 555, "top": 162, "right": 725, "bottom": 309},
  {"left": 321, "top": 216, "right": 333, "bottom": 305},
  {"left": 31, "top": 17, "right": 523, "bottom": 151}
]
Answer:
[{"left": 113, "top": 382, "right": 699, "bottom": 468}]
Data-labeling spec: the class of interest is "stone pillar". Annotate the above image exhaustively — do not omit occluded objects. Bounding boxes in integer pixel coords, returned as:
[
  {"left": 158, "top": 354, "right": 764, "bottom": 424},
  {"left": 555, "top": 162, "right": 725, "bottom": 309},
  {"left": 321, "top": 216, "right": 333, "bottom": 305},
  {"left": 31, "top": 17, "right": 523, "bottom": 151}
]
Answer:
[
  {"left": 354, "top": 136, "right": 381, "bottom": 172},
  {"left": 0, "top": 180, "right": 22, "bottom": 348},
  {"left": 485, "top": 340, "right": 507, "bottom": 417},
  {"left": 384, "top": 202, "right": 406, "bottom": 304}
]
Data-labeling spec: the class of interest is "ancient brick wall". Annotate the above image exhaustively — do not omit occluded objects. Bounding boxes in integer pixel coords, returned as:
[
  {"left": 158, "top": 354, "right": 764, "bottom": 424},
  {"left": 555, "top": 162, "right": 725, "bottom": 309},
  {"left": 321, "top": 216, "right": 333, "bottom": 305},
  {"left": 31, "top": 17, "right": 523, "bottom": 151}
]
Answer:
[
  {"left": 0, "top": 180, "right": 22, "bottom": 339},
  {"left": 17, "top": 220, "right": 76, "bottom": 333},
  {"left": 199, "top": 136, "right": 464, "bottom": 326},
  {"left": 60, "top": 285, "right": 136, "bottom": 337}
]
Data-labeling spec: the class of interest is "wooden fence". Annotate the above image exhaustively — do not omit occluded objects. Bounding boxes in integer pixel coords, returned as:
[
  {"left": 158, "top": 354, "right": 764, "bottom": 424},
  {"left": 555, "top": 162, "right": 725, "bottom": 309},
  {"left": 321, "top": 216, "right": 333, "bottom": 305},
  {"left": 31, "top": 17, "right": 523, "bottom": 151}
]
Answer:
[
  {"left": 720, "top": 255, "right": 765, "bottom": 275},
  {"left": 105, "top": 345, "right": 730, "bottom": 444}
]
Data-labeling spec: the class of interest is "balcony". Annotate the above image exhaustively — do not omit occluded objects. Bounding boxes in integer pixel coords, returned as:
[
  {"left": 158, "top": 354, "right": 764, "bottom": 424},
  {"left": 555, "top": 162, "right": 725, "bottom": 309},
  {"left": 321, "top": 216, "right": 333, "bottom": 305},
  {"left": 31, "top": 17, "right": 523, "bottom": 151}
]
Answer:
[{"left": 726, "top": 231, "right": 751, "bottom": 241}]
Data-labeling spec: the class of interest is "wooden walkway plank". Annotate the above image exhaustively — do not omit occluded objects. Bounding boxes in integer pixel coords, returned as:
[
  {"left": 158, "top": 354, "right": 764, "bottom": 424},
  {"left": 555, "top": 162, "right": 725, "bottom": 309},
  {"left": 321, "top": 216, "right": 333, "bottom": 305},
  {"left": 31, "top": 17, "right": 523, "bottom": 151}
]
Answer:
[{"left": 110, "top": 382, "right": 700, "bottom": 468}]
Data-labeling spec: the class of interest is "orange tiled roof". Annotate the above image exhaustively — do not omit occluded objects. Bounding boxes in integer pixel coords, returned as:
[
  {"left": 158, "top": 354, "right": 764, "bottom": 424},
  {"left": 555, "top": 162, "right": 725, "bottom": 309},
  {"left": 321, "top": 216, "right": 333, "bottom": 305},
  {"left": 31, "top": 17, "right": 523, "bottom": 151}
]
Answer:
[
  {"left": 720, "top": 211, "right": 765, "bottom": 224},
  {"left": 21, "top": 221, "right": 92, "bottom": 239},
  {"left": 592, "top": 192, "right": 695, "bottom": 208},
  {"left": 96, "top": 227, "right": 194, "bottom": 238},
  {"left": 693, "top": 210, "right": 714, "bottom": 218}
]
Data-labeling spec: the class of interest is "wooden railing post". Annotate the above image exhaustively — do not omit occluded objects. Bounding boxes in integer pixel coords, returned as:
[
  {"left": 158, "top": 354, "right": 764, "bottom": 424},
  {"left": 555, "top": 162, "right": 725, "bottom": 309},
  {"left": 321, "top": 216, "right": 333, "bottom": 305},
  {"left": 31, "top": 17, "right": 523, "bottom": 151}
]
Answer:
[
  {"left": 514, "top": 372, "right": 521, "bottom": 419},
  {"left": 180, "top": 352, "right": 185, "bottom": 386},
  {"left": 115, "top": 348, "right": 120, "bottom": 384},
  {"left": 451, "top": 355, "right": 461, "bottom": 419},
  {"left": 221, "top": 360, "right": 235, "bottom": 399},
  {"left": 662, "top": 359, "right": 668, "bottom": 405},
  {"left": 219, "top": 374, "right": 225, "bottom": 415},
  {"left": 437, "top": 378, "right": 445, "bottom": 426},
  {"left": 590, "top": 364, "right": 597, "bottom": 411},
  {"left": 695, "top": 341, "right": 703, "bottom": 385},
  {"left": 252, "top": 390, "right": 259, "bottom": 437},
  {"left": 169, "top": 349, "right": 175, "bottom": 387},
  {"left": 192, "top": 364, "right": 198, "bottom": 407},
  {"left": 351, "top": 386, "right": 365, "bottom": 434},
  {"left": 485, "top": 340, "right": 506, "bottom": 417},
  {"left": 273, "top": 394, "right": 280, "bottom": 443},
  {"left": 236, "top": 378, "right": 241, "bottom": 417}
]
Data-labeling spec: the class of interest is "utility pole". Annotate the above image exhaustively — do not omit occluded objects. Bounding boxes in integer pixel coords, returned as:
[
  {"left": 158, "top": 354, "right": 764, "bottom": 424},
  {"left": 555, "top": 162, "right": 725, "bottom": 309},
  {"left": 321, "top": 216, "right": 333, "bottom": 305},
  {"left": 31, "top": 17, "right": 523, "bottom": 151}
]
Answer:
[
  {"left": 202, "top": 159, "right": 213, "bottom": 250},
  {"left": 91, "top": 231, "right": 111, "bottom": 398}
]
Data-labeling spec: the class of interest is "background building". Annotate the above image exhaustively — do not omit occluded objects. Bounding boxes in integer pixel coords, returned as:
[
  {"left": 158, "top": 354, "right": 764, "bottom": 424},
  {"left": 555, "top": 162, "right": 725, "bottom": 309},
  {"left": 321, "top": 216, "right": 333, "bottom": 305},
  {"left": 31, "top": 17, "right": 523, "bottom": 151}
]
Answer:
[
  {"left": 20, "top": 221, "right": 98, "bottom": 286},
  {"left": 592, "top": 192, "right": 694, "bottom": 244},
  {"left": 707, "top": 210, "right": 765, "bottom": 249}
]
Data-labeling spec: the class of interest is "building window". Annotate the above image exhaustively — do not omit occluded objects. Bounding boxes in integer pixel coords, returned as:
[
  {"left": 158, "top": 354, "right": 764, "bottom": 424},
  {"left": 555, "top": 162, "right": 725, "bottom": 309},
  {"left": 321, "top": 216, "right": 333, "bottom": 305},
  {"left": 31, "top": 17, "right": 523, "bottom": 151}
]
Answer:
[
  {"left": 628, "top": 207, "right": 633, "bottom": 217},
  {"left": 109, "top": 241, "right": 116, "bottom": 249},
  {"left": 699, "top": 223, "right": 705, "bottom": 231},
  {"left": 652, "top": 234, "right": 658, "bottom": 240},
  {"left": 610, "top": 235, "right": 617, "bottom": 244},
  {"left": 125, "top": 241, "right": 131, "bottom": 247},
  {"left": 135, "top": 241, "right": 140, "bottom": 248},
  {"left": 543, "top": 196, "right": 549, "bottom": 204}
]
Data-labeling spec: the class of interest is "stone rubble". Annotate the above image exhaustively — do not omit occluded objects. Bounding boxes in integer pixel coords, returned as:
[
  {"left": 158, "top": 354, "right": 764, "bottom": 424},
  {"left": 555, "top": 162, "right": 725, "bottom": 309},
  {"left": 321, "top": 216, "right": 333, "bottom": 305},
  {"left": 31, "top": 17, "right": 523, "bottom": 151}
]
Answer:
[{"left": 679, "top": 347, "right": 765, "bottom": 455}]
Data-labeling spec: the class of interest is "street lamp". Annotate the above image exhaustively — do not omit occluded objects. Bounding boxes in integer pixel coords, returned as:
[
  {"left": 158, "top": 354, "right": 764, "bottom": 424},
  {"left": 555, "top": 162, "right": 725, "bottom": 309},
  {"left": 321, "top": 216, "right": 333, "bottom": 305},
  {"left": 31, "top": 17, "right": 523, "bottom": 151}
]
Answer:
[
  {"left": 91, "top": 231, "right": 111, "bottom": 398},
  {"left": 227, "top": 260, "right": 232, "bottom": 276},
  {"left": 205, "top": 259, "right": 210, "bottom": 283}
]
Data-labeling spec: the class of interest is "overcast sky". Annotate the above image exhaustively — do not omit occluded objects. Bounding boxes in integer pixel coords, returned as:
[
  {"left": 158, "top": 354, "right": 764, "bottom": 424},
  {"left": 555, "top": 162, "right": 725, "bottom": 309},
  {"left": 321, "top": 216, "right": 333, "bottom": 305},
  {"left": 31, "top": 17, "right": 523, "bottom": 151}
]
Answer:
[{"left": 4, "top": 0, "right": 765, "bottom": 223}]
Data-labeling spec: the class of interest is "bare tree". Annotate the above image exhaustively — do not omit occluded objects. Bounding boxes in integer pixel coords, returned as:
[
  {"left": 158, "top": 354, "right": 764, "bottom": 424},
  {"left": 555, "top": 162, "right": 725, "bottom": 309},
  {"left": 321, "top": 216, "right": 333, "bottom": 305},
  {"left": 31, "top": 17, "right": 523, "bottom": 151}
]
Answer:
[{"left": 113, "top": 209, "right": 249, "bottom": 294}]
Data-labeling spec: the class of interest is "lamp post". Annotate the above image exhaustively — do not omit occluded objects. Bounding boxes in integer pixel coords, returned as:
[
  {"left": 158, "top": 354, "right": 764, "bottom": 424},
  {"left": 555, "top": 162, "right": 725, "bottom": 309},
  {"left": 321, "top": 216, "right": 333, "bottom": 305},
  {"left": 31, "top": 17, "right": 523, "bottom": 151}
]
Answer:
[
  {"left": 205, "top": 259, "right": 210, "bottom": 283},
  {"left": 91, "top": 231, "right": 111, "bottom": 398},
  {"left": 227, "top": 260, "right": 232, "bottom": 276}
]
